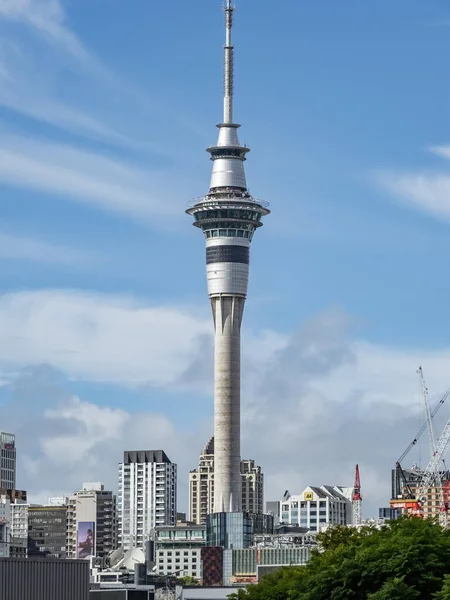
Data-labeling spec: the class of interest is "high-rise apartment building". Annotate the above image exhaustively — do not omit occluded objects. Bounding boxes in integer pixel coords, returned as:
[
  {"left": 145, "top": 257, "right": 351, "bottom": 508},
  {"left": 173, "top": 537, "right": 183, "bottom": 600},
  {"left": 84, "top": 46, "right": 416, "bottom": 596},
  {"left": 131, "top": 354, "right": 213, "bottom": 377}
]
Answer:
[
  {"left": 0, "top": 432, "right": 16, "bottom": 489},
  {"left": 66, "top": 482, "right": 117, "bottom": 558},
  {"left": 189, "top": 438, "right": 264, "bottom": 524},
  {"left": 241, "top": 459, "right": 264, "bottom": 515},
  {"left": 118, "top": 450, "right": 177, "bottom": 550}
]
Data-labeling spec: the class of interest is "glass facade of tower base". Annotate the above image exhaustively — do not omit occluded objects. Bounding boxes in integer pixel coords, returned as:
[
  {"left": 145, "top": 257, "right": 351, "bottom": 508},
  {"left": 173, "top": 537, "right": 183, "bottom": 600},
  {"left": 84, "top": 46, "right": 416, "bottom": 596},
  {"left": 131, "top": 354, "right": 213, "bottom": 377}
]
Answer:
[{"left": 206, "top": 512, "right": 274, "bottom": 549}]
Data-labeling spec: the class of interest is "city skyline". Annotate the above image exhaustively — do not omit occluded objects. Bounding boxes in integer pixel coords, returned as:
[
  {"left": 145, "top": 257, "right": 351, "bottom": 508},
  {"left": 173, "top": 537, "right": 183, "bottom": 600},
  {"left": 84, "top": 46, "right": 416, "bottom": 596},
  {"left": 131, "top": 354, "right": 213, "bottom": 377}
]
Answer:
[{"left": 0, "top": 0, "right": 450, "bottom": 517}]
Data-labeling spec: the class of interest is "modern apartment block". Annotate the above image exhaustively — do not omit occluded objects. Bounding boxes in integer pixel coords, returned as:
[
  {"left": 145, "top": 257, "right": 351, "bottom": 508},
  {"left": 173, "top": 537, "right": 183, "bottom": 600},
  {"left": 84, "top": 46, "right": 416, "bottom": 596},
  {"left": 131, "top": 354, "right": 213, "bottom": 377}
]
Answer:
[
  {"left": 118, "top": 450, "right": 177, "bottom": 550},
  {"left": 189, "top": 438, "right": 264, "bottom": 524},
  {"left": 0, "top": 432, "right": 16, "bottom": 489},
  {"left": 279, "top": 486, "right": 352, "bottom": 532},
  {"left": 9, "top": 491, "right": 28, "bottom": 558},
  {"left": 66, "top": 482, "right": 117, "bottom": 558},
  {"left": 28, "top": 505, "right": 67, "bottom": 558}
]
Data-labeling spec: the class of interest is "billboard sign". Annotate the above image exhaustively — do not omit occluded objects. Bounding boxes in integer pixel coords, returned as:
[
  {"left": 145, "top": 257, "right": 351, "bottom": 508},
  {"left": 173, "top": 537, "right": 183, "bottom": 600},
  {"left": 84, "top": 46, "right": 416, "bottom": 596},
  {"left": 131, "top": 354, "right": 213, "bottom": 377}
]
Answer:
[
  {"left": 304, "top": 492, "right": 313, "bottom": 501},
  {"left": 77, "top": 521, "right": 95, "bottom": 558}
]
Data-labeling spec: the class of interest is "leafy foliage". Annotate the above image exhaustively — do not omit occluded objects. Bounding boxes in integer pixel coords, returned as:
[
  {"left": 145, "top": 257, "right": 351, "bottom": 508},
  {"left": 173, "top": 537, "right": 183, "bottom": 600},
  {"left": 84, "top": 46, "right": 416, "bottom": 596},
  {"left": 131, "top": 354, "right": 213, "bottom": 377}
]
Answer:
[{"left": 230, "top": 517, "right": 450, "bottom": 600}]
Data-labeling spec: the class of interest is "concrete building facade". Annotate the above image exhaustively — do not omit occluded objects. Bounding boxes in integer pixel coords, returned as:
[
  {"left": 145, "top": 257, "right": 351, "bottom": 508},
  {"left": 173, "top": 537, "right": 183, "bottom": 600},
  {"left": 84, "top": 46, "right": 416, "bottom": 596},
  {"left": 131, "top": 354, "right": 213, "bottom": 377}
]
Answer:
[
  {"left": 118, "top": 450, "right": 177, "bottom": 550},
  {"left": 279, "top": 486, "right": 352, "bottom": 532},
  {"left": 189, "top": 438, "right": 264, "bottom": 524},
  {"left": 66, "top": 482, "right": 117, "bottom": 558},
  {"left": 186, "top": 0, "right": 270, "bottom": 514}
]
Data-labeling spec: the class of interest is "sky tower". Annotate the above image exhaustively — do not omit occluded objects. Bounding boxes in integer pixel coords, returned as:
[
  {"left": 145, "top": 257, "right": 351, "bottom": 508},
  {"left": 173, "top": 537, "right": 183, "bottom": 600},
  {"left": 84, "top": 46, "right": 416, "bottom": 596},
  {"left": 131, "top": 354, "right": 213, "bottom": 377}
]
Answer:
[{"left": 187, "top": 0, "right": 270, "bottom": 513}]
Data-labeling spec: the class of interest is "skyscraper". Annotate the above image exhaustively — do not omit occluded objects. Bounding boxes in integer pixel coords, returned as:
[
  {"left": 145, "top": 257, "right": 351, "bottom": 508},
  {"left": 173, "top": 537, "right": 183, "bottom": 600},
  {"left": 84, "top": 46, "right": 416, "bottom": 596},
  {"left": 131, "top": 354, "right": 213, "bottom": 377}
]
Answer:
[
  {"left": 118, "top": 450, "right": 177, "bottom": 550},
  {"left": 189, "top": 438, "right": 264, "bottom": 524},
  {"left": 186, "top": 0, "right": 269, "bottom": 514},
  {"left": 0, "top": 432, "right": 16, "bottom": 489}
]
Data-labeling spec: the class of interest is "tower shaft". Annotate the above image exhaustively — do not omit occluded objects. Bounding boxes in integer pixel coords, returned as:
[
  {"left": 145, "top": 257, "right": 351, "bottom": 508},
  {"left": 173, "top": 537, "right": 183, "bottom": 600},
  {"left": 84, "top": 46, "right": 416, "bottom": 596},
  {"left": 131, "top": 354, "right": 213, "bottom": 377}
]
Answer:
[{"left": 212, "top": 295, "right": 244, "bottom": 512}]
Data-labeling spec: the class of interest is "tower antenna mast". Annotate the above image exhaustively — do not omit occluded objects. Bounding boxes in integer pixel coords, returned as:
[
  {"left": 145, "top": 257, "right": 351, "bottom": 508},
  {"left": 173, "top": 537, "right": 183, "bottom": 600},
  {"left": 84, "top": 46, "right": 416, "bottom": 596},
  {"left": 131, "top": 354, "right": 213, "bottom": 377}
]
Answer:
[{"left": 223, "top": 0, "right": 235, "bottom": 123}]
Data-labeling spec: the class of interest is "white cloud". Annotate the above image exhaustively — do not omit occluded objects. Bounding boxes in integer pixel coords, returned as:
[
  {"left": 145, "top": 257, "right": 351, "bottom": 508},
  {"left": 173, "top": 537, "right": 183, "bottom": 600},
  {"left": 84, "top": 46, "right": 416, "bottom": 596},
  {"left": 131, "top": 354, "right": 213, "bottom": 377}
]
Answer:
[
  {"left": 0, "top": 0, "right": 87, "bottom": 59},
  {"left": 380, "top": 171, "right": 450, "bottom": 221},
  {"left": 378, "top": 144, "right": 450, "bottom": 222},
  {"left": 0, "top": 289, "right": 211, "bottom": 386},
  {"left": 0, "top": 232, "right": 97, "bottom": 267},
  {"left": 0, "top": 135, "right": 180, "bottom": 224}
]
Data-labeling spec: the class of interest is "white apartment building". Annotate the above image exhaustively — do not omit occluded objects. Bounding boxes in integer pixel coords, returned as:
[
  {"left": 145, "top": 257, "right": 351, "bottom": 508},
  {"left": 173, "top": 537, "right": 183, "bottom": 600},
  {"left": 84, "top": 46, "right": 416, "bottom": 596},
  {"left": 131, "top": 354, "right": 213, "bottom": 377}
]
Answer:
[
  {"left": 10, "top": 502, "right": 28, "bottom": 556},
  {"left": 118, "top": 450, "right": 177, "bottom": 551},
  {"left": 66, "top": 482, "right": 117, "bottom": 558},
  {"left": 280, "top": 486, "right": 352, "bottom": 532},
  {"left": 189, "top": 438, "right": 264, "bottom": 524}
]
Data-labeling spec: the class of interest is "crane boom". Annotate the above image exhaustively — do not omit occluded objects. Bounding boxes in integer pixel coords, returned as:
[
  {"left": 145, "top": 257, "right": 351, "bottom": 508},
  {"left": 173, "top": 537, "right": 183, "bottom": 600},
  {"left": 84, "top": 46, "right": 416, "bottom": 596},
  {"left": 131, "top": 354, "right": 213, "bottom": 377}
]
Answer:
[{"left": 418, "top": 366, "right": 437, "bottom": 457}]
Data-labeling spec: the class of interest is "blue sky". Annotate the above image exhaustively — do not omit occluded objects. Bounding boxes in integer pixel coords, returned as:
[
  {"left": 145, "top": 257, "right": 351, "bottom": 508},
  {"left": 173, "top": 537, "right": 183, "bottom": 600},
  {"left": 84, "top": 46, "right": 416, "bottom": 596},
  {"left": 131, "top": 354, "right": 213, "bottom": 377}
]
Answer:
[{"left": 1, "top": 0, "right": 450, "bottom": 516}]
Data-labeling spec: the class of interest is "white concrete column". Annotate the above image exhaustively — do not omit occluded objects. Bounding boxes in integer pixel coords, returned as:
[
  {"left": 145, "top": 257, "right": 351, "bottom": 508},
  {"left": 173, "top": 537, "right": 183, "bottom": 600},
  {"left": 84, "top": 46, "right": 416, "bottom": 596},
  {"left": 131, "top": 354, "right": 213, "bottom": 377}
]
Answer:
[{"left": 211, "top": 294, "right": 244, "bottom": 513}]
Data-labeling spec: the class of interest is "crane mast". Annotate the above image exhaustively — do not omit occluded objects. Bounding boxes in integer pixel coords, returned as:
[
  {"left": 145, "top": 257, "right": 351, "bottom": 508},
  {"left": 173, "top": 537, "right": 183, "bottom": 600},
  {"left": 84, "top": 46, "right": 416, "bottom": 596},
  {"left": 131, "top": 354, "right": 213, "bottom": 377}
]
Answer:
[{"left": 352, "top": 464, "right": 362, "bottom": 525}]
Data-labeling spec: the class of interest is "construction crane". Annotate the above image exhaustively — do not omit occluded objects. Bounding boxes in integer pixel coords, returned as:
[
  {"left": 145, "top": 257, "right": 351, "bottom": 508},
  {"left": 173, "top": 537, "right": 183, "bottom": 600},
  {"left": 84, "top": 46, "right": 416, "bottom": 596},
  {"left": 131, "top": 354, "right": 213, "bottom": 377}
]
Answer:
[
  {"left": 418, "top": 366, "right": 437, "bottom": 459},
  {"left": 390, "top": 374, "right": 450, "bottom": 509},
  {"left": 415, "top": 415, "right": 450, "bottom": 526},
  {"left": 352, "top": 464, "right": 362, "bottom": 525},
  {"left": 390, "top": 368, "right": 450, "bottom": 526}
]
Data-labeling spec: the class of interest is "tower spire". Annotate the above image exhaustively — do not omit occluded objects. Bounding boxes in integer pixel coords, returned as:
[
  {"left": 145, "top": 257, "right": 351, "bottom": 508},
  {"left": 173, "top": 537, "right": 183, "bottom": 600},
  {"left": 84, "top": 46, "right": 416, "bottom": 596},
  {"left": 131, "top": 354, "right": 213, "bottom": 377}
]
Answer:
[{"left": 223, "top": 0, "right": 234, "bottom": 124}]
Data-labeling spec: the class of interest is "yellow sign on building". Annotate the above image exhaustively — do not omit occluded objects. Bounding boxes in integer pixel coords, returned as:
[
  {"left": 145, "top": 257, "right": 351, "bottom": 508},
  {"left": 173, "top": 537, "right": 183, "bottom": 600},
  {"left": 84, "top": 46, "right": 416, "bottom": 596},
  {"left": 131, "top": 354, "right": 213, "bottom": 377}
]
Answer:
[{"left": 304, "top": 491, "right": 313, "bottom": 501}]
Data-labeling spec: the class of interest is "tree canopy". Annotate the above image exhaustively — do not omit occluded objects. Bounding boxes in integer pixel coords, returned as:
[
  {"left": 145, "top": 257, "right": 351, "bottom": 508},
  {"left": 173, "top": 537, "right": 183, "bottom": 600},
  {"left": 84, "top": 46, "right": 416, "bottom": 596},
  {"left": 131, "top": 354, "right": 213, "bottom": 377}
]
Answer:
[{"left": 230, "top": 517, "right": 450, "bottom": 600}]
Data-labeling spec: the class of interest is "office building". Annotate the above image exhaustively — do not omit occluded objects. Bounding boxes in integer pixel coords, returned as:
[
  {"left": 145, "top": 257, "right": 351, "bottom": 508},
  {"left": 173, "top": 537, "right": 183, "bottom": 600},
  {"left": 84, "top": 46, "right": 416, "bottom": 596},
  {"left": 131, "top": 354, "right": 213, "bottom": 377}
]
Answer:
[
  {"left": 279, "top": 486, "right": 352, "bottom": 532},
  {"left": 154, "top": 524, "right": 206, "bottom": 580},
  {"left": 206, "top": 512, "right": 273, "bottom": 550},
  {"left": 0, "top": 432, "right": 16, "bottom": 490},
  {"left": 118, "top": 450, "right": 177, "bottom": 550},
  {"left": 186, "top": 0, "right": 270, "bottom": 514},
  {"left": 28, "top": 505, "right": 67, "bottom": 558},
  {"left": 66, "top": 482, "right": 117, "bottom": 558},
  {"left": 189, "top": 438, "right": 264, "bottom": 524}
]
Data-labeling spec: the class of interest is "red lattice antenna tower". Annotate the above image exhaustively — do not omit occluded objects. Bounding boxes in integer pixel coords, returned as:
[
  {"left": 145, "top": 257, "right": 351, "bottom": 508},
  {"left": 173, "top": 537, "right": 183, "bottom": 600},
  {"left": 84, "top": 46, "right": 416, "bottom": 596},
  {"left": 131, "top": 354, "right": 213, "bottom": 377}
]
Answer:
[{"left": 352, "top": 464, "right": 362, "bottom": 525}]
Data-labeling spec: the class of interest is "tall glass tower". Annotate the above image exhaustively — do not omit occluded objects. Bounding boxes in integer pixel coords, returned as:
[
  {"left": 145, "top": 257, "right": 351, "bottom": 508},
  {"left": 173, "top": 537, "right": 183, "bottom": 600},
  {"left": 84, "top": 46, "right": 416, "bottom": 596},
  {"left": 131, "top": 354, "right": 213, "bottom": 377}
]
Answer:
[{"left": 187, "top": 1, "right": 270, "bottom": 514}]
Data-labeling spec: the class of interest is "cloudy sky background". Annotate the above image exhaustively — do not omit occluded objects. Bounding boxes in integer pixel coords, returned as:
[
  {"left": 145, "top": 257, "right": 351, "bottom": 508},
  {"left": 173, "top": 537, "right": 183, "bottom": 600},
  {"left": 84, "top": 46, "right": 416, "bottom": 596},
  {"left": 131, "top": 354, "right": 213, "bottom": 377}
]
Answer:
[{"left": 1, "top": 0, "right": 450, "bottom": 517}]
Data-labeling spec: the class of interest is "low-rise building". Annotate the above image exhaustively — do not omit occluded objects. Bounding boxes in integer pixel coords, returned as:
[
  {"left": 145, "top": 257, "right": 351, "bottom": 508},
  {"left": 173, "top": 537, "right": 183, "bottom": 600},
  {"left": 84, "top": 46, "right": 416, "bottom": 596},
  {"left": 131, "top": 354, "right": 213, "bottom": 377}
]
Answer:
[
  {"left": 154, "top": 524, "right": 206, "bottom": 580},
  {"left": 279, "top": 486, "right": 352, "bottom": 532}
]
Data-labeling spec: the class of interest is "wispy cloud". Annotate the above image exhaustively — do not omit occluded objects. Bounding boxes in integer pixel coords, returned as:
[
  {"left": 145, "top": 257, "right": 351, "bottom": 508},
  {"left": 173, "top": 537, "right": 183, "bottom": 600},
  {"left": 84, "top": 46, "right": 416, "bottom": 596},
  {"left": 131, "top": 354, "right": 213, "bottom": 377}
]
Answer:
[
  {"left": 0, "top": 134, "right": 181, "bottom": 224},
  {"left": 378, "top": 145, "right": 450, "bottom": 222},
  {"left": 0, "top": 0, "right": 87, "bottom": 60},
  {"left": 0, "top": 1, "right": 144, "bottom": 147},
  {"left": 0, "top": 232, "right": 98, "bottom": 267}
]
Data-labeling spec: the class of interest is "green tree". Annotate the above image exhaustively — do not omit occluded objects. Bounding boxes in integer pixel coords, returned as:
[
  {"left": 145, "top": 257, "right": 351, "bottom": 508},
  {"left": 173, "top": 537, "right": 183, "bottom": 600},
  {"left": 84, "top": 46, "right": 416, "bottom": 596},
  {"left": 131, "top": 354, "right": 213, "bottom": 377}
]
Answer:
[
  {"left": 435, "top": 575, "right": 450, "bottom": 599},
  {"left": 230, "top": 517, "right": 450, "bottom": 600},
  {"left": 177, "top": 575, "right": 199, "bottom": 586}
]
